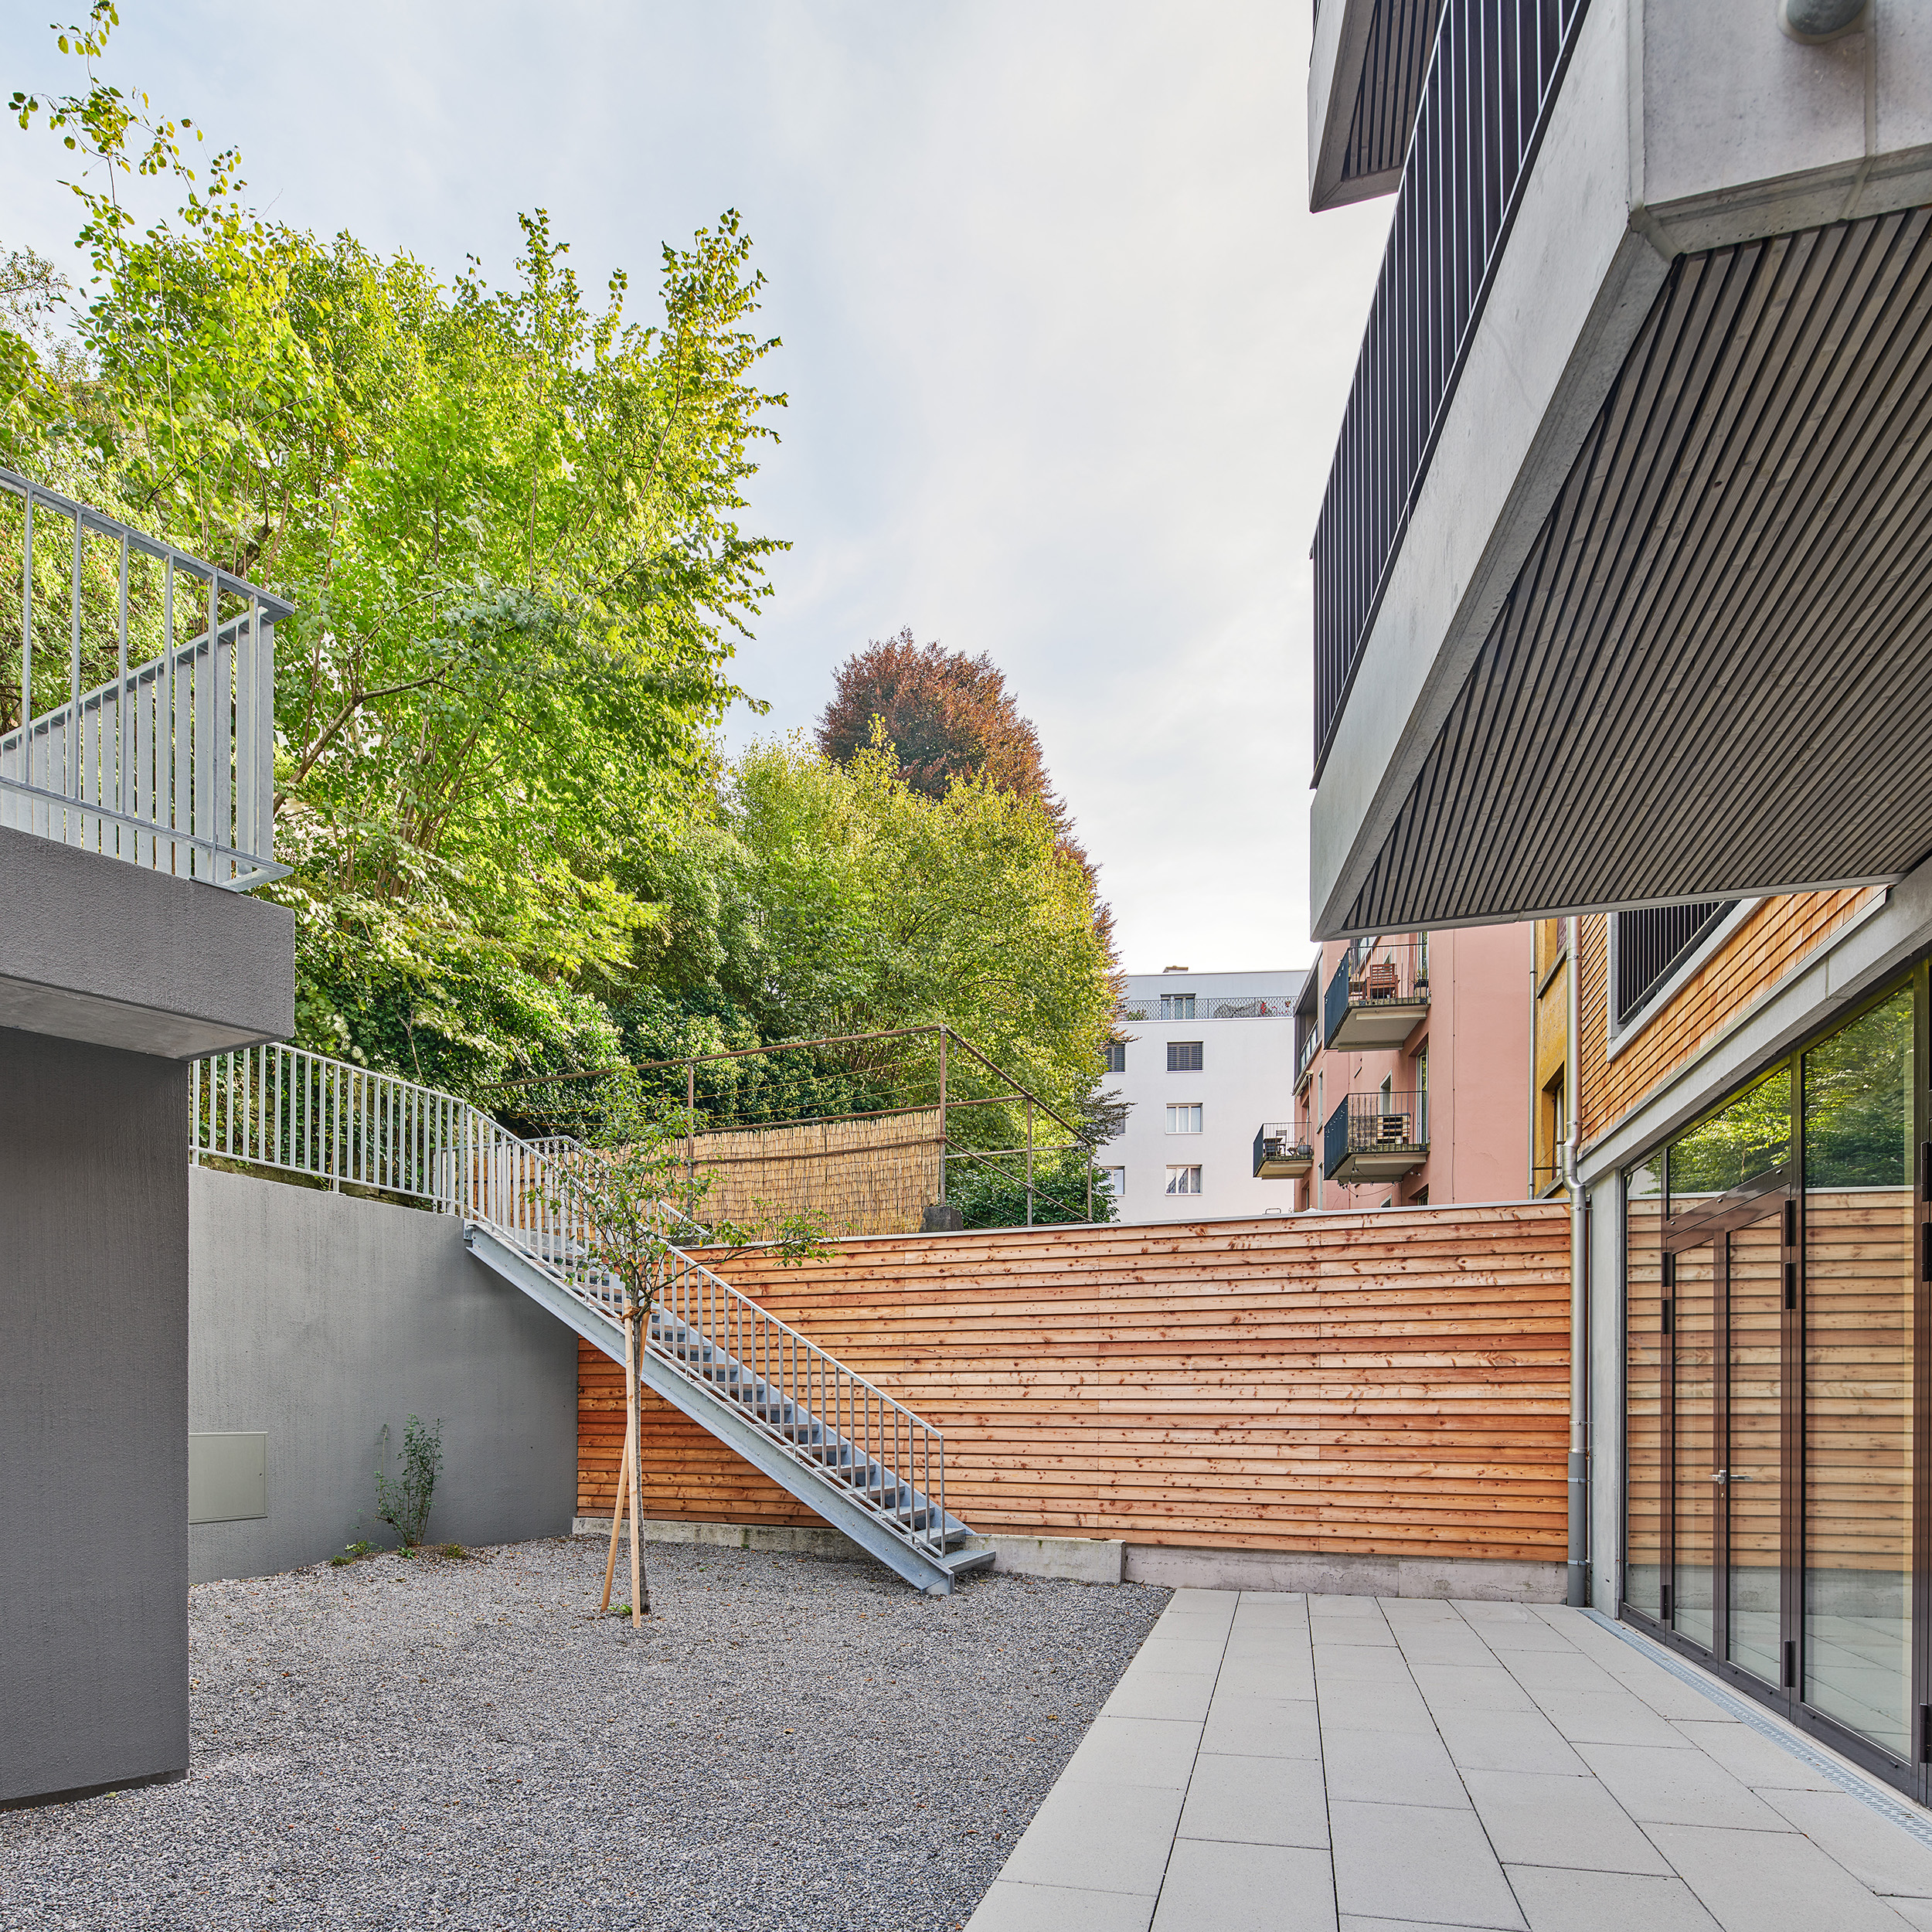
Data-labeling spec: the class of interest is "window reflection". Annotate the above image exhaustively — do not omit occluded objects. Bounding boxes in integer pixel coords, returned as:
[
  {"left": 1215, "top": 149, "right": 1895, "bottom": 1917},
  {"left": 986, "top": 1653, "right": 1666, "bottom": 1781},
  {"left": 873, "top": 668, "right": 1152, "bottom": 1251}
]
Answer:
[
  {"left": 1804, "top": 991, "right": 1913, "bottom": 1760},
  {"left": 1624, "top": 1158, "right": 1664, "bottom": 1621}
]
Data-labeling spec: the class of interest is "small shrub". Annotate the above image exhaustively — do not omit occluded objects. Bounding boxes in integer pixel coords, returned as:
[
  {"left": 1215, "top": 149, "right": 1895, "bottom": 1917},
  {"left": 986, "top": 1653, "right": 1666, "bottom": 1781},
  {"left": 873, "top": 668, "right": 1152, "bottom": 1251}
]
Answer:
[
  {"left": 437, "top": 1543, "right": 470, "bottom": 1561},
  {"left": 375, "top": 1415, "right": 444, "bottom": 1547},
  {"left": 328, "top": 1539, "right": 376, "bottom": 1568}
]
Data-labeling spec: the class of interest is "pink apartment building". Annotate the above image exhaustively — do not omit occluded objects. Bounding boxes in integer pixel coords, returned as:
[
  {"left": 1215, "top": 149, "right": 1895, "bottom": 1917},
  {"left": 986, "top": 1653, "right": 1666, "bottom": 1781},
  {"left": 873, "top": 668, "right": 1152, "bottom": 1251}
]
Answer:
[{"left": 1257, "top": 926, "right": 1532, "bottom": 1209}]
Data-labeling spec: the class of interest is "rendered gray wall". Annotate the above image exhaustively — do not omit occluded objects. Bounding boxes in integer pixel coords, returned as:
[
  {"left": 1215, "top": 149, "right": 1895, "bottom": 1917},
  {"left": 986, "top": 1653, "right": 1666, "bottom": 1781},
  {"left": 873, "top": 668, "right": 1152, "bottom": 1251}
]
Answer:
[
  {"left": 188, "top": 1166, "right": 577, "bottom": 1582},
  {"left": 0, "top": 1026, "right": 189, "bottom": 1807}
]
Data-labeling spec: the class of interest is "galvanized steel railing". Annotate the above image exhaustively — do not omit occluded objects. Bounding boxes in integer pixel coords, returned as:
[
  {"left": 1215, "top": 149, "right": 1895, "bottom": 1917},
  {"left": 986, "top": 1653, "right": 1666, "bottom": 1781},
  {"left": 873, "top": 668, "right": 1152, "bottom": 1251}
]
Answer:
[
  {"left": 189, "top": 1043, "right": 956, "bottom": 1563},
  {"left": 1311, "top": 0, "right": 1591, "bottom": 772},
  {"left": 1, "top": 468, "right": 290, "bottom": 886}
]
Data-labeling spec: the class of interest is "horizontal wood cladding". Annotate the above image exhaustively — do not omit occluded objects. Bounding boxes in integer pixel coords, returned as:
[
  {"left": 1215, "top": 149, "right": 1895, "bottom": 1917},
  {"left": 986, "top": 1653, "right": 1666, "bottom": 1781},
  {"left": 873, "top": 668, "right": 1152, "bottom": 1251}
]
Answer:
[
  {"left": 1579, "top": 891, "right": 1880, "bottom": 1148},
  {"left": 577, "top": 1206, "right": 1570, "bottom": 1563}
]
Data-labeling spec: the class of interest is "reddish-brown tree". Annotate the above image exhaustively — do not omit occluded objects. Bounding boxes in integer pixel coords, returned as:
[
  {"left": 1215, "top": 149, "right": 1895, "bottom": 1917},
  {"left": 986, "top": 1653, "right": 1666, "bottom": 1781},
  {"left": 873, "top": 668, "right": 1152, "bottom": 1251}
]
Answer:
[
  {"left": 817, "top": 629, "right": 1055, "bottom": 804},
  {"left": 816, "top": 628, "right": 1117, "bottom": 968}
]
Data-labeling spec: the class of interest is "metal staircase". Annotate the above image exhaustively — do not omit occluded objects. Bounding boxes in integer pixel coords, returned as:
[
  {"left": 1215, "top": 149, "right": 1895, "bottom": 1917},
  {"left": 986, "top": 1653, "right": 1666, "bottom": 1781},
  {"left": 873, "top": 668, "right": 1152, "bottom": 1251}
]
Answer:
[{"left": 189, "top": 1044, "right": 993, "bottom": 1595}]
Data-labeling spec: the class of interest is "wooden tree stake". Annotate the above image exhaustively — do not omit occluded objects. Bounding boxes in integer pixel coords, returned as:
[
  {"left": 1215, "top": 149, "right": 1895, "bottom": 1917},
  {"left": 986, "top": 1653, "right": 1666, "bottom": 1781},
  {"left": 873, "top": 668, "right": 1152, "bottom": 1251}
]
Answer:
[{"left": 600, "top": 1427, "right": 632, "bottom": 1614}]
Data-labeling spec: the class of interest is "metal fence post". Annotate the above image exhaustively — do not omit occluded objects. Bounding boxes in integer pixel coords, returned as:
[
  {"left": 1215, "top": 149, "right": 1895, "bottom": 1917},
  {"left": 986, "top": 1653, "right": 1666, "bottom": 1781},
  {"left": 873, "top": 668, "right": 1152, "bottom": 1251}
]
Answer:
[
  {"left": 937, "top": 1028, "right": 949, "bottom": 1206},
  {"left": 1026, "top": 1095, "right": 1034, "bottom": 1226}
]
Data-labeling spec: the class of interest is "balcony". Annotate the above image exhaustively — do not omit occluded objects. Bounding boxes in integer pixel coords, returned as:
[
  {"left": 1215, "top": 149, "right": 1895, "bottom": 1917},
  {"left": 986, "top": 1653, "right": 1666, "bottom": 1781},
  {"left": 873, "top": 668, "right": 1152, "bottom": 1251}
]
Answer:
[
  {"left": 1324, "top": 1090, "right": 1428, "bottom": 1185},
  {"left": 1253, "top": 1124, "right": 1315, "bottom": 1180},
  {"left": 1294, "top": 1017, "right": 1321, "bottom": 1094},
  {"left": 1306, "top": 0, "right": 1932, "bottom": 938},
  {"left": 1322, "top": 939, "right": 1428, "bottom": 1052}
]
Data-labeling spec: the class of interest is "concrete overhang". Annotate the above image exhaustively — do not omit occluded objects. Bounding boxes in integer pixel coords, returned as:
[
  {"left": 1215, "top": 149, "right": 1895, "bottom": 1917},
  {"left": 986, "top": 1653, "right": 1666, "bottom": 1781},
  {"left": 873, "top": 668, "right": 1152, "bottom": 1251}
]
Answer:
[
  {"left": 1309, "top": 0, "right": 1443, "bottom": 213},
  {"left": 1309, "top": 0, "right": 1932, "bottom": 939},
  {"left": 0, "top": 823, "right": 294, "bottom": 1059}
]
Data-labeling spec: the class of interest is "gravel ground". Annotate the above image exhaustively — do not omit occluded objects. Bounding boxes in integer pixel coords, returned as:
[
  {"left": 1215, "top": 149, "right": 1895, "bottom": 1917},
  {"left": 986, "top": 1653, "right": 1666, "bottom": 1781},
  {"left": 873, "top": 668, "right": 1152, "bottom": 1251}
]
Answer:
[{"left": 0, "top": 1537, "right": 1168, "bottom": 1932}]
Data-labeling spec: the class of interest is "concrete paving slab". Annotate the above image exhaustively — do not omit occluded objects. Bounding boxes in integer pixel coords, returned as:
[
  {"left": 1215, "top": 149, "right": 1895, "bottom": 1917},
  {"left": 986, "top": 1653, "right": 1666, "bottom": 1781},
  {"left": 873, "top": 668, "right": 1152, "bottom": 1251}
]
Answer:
[
  {"left": 1529, "top": 1688, "right": 1697, "bottom": 1748},
  {"left": 1316, "top": 1676, "right": 1443, "bottom": 1736},
  {"left": 1176, "top": 1752, "right": 1331, "bottom": 1849},
  {"left": 1314, "top": 1643, "right": 1427, "bottom": 1680},
  {"left": 1501, "top": 1866, "right": 1722, "bottom": 1931},
  {"left": 1430, "top": 1707, "right": 1587, "bottom": 1776},
  {"left": 1328, "top": 1800, "right": 1526, "bottom": 1930},
  {"left": 968, "top": 1879, "right": 1159, "bottom": 1932},
  {"left": 1104, "top": 1670, "right": 1221, "bottom": 1723},
  {"left": 1498, "top": 1651, "right": 1624, "bottom": 1696},
  {"left": 1754, "top": 1788, "right": 1932, "bottom": 1898},
  {"left": 1060, "top": 1715, "right": 1206, "bottom": 1791},
  {"left": 1665, "top": 1719, "right": 1841, "bottom": 1791},
  {"left": 1321, "top": 1722, "right": 1471, "bottom": 1808},
  {"left": 1461, "top": 1767, "right": 1672, "bottom": 1874},
  {"left": 998, "top": 1781, "right": 1186, "bottom": 1897},
  {"left": 1392, "top": 1629, "right": 1499, "bottom": 1668},
  {"left": 1645, "top": 1821, "right": 1922, "bottom": 1932},
  {"left": 1575, "top": 1742, "right": 1794, "bottom": 1832},
  {"left": 1150, "top": 1838, "right": 1337, "bottom": 1932},
  {"left": 1200, "top": 1694, "right": 1324, "bottom": 1761},
  {"left": 1131, "top": 1635, "right": 1233, "bottom": 1676},
  {"left": 1407, "top": 1664, "right": 1539, "bottom": 1713}
]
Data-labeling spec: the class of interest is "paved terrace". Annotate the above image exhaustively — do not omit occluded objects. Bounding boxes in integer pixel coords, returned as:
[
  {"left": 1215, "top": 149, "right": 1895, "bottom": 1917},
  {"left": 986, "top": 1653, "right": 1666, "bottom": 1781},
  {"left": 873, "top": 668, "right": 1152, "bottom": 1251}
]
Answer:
[{"left": 967, "top": 1589, "right": 1932, "bottom": 1932}]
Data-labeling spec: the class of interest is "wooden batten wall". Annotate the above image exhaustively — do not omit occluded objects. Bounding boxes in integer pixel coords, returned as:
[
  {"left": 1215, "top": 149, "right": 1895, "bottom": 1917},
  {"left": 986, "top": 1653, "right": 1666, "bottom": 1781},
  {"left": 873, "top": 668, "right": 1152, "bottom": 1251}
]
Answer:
[{"left": 579, "top": 1203, "right": 1570, "bottom": 1563}]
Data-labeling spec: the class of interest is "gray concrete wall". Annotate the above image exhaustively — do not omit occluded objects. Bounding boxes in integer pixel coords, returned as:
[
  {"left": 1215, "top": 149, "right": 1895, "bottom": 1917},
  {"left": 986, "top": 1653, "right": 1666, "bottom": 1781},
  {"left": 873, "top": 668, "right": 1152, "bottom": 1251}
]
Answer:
[
  {"left": 0, "top": 822, "right": 294, "bottom": 1057},
  {"left": 188, "top": 1166, "right": 577, "bottom": 1582},
  {"left": 0, "top": 1026, "right": 189, "bottom": 1806}
]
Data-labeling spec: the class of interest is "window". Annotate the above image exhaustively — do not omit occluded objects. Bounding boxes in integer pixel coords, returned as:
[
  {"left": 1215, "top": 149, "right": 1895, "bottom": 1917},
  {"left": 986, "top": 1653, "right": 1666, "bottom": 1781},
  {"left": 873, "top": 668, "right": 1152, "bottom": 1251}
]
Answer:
[
  {"left": 1102, "top": 1040, "right": 1127, "bottom": 1074},
  {"left": 1165, "top": 1165, "right": 1202, "bottom": 1195},
  {"left": 1165, "top": 1104, "right": 1203, "bottom": 1134},
  {"left": 1614, "top": 902, "right": 1734, "bottom": 1027},
  {"left": 1100, "top": 1166, "right": 1126, "bottom": 1197},
  {"left": 1379, "top": 1075, "right": 1393, "bottom": 1112},
  {"left": 1160, "top": 994, "right": 1196, "bottom": 1020},
  {"left": 1168, "top": 1040, "right": 1203, "bottom": 1073}
]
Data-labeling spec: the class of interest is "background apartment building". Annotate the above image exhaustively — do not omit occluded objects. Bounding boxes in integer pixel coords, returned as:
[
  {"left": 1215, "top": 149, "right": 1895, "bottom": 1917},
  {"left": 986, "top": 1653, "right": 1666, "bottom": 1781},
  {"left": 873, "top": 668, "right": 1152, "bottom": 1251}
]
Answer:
[
  {"left": 1096, "top": 968, "right": 1303, "bottom": 1222},
  {"left": 1264, "top": 924, "right": 1532, "bottom": 1209}
]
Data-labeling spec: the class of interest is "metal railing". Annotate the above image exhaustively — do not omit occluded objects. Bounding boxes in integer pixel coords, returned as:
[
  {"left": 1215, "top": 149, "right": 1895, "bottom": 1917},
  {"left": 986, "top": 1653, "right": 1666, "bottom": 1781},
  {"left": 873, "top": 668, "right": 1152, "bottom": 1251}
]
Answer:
[
  {"left": 189, "top": 1043, "right": 957, "bottom": 1565},
  {"left": 1614, "top": 901, "right": 1733, "bottom": 1028},
  {"left": 0, "top": 468, "right": 291, "bottom": 886},
  {"left": 1311, "top": 0, "right": 1591, "bottom": 770},
  {"left": 1323, "top": 1088, "right": 1430, "bottom": 1179},
  {"left": 1117, "top": 993, "right": 1296, "bottom": 1022},
  {"left": 1297, "top": 1018, "right": 1321, "bottom": 1083},
  {"left": 192, "top": 1046, "right": 465, "bottom": 1199},
  {"left": 1322, "top": 937, "right": 1431, "bottom": 1045}
]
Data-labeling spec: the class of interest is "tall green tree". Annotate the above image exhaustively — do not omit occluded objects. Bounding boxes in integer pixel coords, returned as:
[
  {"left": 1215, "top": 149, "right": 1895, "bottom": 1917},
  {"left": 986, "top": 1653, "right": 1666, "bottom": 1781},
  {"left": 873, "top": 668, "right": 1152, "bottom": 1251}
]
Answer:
[{"left": 6, "top": 5, "right": 786, "bottom": 1094}]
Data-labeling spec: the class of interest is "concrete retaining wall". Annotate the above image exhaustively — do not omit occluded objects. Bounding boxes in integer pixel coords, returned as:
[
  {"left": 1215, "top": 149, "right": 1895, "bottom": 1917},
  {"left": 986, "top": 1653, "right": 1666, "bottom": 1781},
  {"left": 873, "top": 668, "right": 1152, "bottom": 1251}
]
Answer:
[{"left": 188, "top": 1166, "right": 578, "bottom": 1583}]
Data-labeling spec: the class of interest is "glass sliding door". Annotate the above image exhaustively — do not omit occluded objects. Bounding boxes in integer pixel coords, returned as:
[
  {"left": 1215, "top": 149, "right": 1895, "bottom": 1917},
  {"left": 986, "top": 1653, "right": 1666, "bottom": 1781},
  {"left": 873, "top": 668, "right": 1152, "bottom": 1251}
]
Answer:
[
  {"left": 1726, "top": 1210, "right": 1784, "bottom": 1688},
  {"left": 1622, "top": 973, "right": 1924, "bottom": 1796},
  {"left": 1803, "top": 989, "right": 1915, "bottom": 1761},
  {"left": 1671, "top": 1241, "right": 1718, "bottom": 1650},
  {"left": 1625, "top": 1158, "right": 1665, "bottom": 1621}
]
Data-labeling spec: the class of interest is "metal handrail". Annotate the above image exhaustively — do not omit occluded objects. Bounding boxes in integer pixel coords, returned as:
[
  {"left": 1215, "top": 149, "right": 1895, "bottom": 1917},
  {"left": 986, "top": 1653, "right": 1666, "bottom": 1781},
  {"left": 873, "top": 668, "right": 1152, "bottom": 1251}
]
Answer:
[
  {"left": 1117, "top": 995, "right": 1296, "bottom": 1022},
  {"left": 189, "top": 1043, "right": 954, "bottom": 1562},
  {"left": 1, "top": 468, "right": 290, "bottom": 887},
  {"left": 1311, "top": 0, "right": 1591, "bottom": 770}
]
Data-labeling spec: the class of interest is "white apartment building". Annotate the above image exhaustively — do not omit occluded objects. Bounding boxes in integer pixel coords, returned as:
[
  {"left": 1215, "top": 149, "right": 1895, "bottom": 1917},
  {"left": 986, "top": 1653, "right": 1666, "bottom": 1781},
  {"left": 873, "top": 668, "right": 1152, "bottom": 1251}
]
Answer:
[{"left": 1096, "top": 968, "right": 1307, "bottom": 1224}]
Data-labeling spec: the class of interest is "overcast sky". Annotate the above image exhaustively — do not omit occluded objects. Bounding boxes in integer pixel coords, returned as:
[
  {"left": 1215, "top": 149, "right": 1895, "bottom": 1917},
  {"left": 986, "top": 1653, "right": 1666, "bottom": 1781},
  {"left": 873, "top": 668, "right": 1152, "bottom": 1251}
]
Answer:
[{"left": 0, "top": 1, "right": 1390, "bottom": 973}]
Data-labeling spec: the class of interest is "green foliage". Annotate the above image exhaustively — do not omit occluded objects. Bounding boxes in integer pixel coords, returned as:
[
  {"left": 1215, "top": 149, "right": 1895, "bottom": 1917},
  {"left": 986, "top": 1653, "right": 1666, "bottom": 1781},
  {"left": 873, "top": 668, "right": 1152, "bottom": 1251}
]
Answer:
[
  {"left": 723, "top": 731, "right": 1115, "bottom": 1131},
  {"left": 947, "top": 1145, "right": 1114, "bottom": 1228},
  {"left": 328, "top": 1539, "right": 376, "bottom": 1567},
  {"left": 375, "top": 1414, "right": 444, "bottom": 1548},
  {"left": 5, "top": 10, "right": 784, "bottom": 1098}
]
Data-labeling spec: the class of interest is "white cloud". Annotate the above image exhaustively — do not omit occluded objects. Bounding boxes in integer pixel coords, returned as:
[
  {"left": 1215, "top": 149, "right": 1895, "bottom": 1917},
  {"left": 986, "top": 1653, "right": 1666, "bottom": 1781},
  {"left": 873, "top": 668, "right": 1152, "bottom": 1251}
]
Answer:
[{"left": 0, "top": 0, "right": 1391, "bottom": 968}]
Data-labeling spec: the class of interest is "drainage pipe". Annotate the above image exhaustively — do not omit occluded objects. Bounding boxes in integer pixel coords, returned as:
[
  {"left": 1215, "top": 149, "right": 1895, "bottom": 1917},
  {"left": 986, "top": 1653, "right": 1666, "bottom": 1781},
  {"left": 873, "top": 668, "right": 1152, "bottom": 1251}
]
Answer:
[{"left": 1565, "top": 913, "right": 1590, "bottom": 1607}]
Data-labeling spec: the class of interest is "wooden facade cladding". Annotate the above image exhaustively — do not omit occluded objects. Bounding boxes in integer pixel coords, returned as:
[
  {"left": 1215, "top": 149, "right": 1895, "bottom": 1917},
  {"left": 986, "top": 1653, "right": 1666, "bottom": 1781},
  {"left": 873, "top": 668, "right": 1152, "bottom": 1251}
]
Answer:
[
  {"left": 578, "top": 1206, "right": 1570, "bottom": 1564},
  {"left": 1577, "top": 890, "right": 1883, "bottom": 1148}
]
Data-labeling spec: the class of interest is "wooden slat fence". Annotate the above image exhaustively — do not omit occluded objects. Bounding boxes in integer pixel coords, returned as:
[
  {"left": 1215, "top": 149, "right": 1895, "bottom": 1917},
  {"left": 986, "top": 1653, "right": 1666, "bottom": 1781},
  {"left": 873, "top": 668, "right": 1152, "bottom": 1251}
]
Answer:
[{"left": 580, "top": 1202, "right": 1571, "bottom": 1563}]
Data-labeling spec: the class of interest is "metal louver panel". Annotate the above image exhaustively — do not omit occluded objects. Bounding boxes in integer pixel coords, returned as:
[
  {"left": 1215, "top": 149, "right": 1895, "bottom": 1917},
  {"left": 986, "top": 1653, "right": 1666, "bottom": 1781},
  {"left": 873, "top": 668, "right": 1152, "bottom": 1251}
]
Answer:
[{"left": 1332, "top": 208, "right": 1932, "bottom": 936}]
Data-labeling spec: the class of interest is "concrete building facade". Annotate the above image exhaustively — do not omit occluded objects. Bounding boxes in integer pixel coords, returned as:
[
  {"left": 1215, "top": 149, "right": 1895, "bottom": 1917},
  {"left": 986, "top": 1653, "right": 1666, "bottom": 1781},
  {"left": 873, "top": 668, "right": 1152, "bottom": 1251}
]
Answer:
[
  {"left": 1304, "top": 0, "right": 1932, "bottom": 1808},
  {"left": 1095, "top": 968, "right": 1303, "bottom": 1223}
]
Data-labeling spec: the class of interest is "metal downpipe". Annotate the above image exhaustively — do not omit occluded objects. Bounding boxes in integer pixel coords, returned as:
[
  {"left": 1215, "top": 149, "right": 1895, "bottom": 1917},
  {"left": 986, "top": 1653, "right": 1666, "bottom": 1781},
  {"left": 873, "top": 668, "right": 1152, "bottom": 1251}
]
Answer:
[{"left": 1565, "top": 913, "right": 1590, "bottom": 1608}]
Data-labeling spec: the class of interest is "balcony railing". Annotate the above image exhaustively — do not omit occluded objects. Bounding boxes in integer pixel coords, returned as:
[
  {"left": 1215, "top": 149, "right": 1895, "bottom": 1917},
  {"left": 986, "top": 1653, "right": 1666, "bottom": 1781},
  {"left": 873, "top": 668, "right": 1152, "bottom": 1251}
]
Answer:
[
  {"left": 1117, "top": 992, "right": 1296, "bottom": 1022},
  {"left": 1311, "top": 0, "right": 1591, "bottom": 770},
  {"left": 0, "top": 468, "right": 291, "bottom": 887},
  {"left": 1323, "top": 1089, "right": 1428, "bottom": 1183},
  {"left": 1323, "top": 937, "right": 1430, "bottom": 1050},
  {"left": 1295, "top": 1018, "right": 1321, "bottom": 1090},
  {"left": 1253, "top": 1123, "right": 1315, "bottom": 1180}
]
